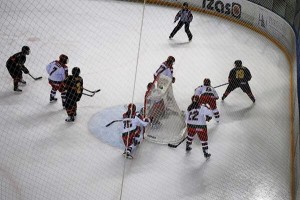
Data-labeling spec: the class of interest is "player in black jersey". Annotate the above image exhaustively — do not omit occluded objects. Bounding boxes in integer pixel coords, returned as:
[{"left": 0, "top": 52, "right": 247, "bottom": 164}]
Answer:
[
  {"left": 221, "top": 60, "right": 255, "bottom": 103},
  {"left": 6, "top": 46, "right": 30, "bottom": 92},
  {"left": 64, "top": 67, "right": 83, "bottom": 122}
]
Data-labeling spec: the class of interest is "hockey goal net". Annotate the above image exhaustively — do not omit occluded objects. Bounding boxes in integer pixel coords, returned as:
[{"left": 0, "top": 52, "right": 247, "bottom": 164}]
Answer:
[{"left": 144, "top": 74, "right": 186, "bottom": 144}]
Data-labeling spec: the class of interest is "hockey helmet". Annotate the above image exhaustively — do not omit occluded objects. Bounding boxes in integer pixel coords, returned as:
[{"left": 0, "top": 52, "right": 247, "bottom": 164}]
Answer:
[
  {"left": 183, "top": 2, "right": 188, "bottom": 7},
  {"left": 147, "top": 82, "right": 154, "bottom": 90},
  {"left": 166, "top": 56, "right": 175, "bottom": 65},
  {"left": 72, "top": 67, "right": 80, "bottom": 77},
  {"left": 128, "top": 103, "right": 136, "bottom": 114},
  {"left": 234, "top": 60, "right": 242, "bottom": 67},
  {"left": 59, "top": 54, "right": 69, "bottom": 64},
  {"left": 21, "top": 46, "right": 30, "bottom": 55},
  {"left": 191, "top": 95, "right": 199, "bottom": 103},
  {"left": 203, "top": 78, "right": 211, "bottom": 86}
]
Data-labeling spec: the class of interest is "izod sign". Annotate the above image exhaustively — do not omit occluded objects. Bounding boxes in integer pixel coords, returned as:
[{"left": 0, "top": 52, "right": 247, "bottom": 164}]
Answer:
[{"left": 202, "top": 0, "right": 242, "bottom": 19}]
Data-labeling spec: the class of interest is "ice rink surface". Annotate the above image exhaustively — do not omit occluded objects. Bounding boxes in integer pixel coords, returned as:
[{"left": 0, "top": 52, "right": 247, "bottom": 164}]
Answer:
[{"left": 0, "top": 0, "right": 293, "bottom": 199}]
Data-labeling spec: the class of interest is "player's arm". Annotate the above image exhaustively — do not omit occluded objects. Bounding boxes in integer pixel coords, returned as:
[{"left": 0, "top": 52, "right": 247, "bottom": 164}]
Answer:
[
  {"left": 188, "top": 11, "right": 193, "bottom": 22},
  {"left": 174, "top": 10, "right": 182, "bottom": 22}
]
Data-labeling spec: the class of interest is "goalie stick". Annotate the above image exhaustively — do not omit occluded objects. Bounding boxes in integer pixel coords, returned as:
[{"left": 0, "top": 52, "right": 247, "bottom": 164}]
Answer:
[
  {"left": 213, "top": 83, "right": 228, "bottom": 89},
  {"left": 28, "top": 73, "right": 42, "bottom": 80},
  {"left": 105, "top": 119, "right": 123, "bottom": 127},
  {"left": 168, "top": 136, "right": 187, "bottom": 148}
]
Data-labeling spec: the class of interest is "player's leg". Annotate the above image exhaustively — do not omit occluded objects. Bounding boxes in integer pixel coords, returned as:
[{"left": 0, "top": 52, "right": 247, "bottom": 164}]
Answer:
[
  {"left": 198, "top": 127, "right": 211, "bottom": 159},
  {"left": 122, "top": 131, "right": 135, "bottom": 159},
  {"left": 208, "top": 99, "right": 220, "bottom": 122},
  {"left": 221, "top": 83, "right": 238, "bottom": 100},
  {"left": 13, "top": 70, "right": 22, "bottom": 92},
  {"left": 184, "top": 22, "right": 192, "bottom": 41},
  {"left": 58, "top": 84, "right": 66, "bottom": 108},
  {"left": 186, "top": 127, "right": 196, "bottom": 152},
  {"left": 49, "top": 80, "right": 59, "bottom": 102},
  {"left": 241, "top": 83, "right": 255, "bottom": 103},
  {"left": 65, "top": 100, "right": 76, "bottom": 122},
  {"left": 169, "top": 21, "right": 184, "bottom": 39}
]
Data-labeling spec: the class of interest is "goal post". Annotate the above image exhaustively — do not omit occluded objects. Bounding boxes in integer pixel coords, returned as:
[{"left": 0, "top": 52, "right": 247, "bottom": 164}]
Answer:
[{"left": 143, "top": 75, "right": 186, "bottom": 144}]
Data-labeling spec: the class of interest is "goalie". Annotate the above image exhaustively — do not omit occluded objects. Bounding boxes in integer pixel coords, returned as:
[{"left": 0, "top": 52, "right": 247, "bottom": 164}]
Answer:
[{"left": 144, "top": 82, "right": 165, "bottom": 127}]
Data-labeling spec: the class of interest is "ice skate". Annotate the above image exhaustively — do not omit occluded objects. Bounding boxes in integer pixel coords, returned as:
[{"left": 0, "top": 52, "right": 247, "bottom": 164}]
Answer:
[
  {"left": 186, "top": 146, "right": 192, "bottom": 152},
  {"left": 18, "top": 79, "right": 26, "bottom": 85},
  {"left": 50, "top": 96, "right": 57, "bottom": 103},
  {"left": 14, "top": 87, "right": 22, "bottom": 92},
  {"left": 65, "top": 116, "right": 75, "bottom": 122},
  {"left": 123, "top": 151, "right": 133, "bottom": 159},
  {"left": 204, "top": 153, "right": 211, "bottom": 160}
]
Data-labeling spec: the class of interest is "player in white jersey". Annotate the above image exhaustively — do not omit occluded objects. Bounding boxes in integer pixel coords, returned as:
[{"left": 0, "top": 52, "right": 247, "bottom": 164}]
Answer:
[
  {"left": 153, "top": 56, "right": 176, "bottom": 83},
  {"left": 194, "top": 78, "right": 220, "bottom": 122},
  {"left": 46, "top": 54, "right": 68, "bottom": 107},
  {"left": 122, "top": 103, "right": 151, "bottom": 159},
  {"left": 185, "top": 95, "right": 213, "bottom": 159}
]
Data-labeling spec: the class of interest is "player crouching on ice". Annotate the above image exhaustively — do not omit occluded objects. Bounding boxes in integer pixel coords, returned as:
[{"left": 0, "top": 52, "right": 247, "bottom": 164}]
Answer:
[
  {"left": 122, "top": 103, "right": 152, "bottom": 159},
  {"left": 185, "top": 95, "right": 213, "bottom": 159}
]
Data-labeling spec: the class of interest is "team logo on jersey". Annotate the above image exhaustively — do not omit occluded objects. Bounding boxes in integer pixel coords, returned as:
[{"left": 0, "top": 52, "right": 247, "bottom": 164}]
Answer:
[{"left": 202, "top": 0, "right": 242, "bottom": 19}]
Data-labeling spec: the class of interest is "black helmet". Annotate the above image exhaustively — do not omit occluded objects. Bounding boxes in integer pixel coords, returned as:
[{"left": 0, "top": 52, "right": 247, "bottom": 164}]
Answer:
[
  {"left": 203, "top": 78, "right": 211, "bottom": 86},
  {"left": 59, "top": 54, "right": 68, "bottom": 64},
  {"left": 21, "top": 46, "right": 30, "bottom": 55},
  {"left": 234, "top": 60, "right": 242, "bottom": 67},
  {"left": 183, "top": 2, "right": 188, "bottom": 7},
  {"left": 72, "top": 67, "right": 80, "bottom": 77}
]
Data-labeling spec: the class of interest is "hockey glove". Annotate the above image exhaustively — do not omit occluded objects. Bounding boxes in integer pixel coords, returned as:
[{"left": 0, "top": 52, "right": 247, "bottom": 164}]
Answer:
[
  {"left": 21, "top": 66, "right": 29, "bottom": 74},
  {"left": 206, "top": 116, "right": 212, "bottom": 122}
]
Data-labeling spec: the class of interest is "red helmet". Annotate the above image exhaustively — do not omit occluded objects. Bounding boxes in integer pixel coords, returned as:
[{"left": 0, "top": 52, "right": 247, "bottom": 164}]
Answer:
[
  {"left": 166, "top": 56, "right": 175, "bottom": 66},
  {"left": 59, "top": 54, "right": 68, "bottom": 64},
  {"left": 203, "top": 78, "right": 211, "bottom": 86},
  {"left": 127, "top": 103, "right": 136, "bottom": 114}
]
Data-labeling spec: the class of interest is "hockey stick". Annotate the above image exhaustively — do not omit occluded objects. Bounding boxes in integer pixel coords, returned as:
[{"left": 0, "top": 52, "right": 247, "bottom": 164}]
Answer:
[
  {"left": 213, "top": 83, "right": 228, "bottom": 89},
  {"left": 105, "top": 119, "right": 123, "bottom": 127},
  {"left": 83, "top": 88, "right": 101, "bottom": 93},
  {"left": 28, "top": 73, "right": 42, "bottom": 80},
  {"left": 168, "top": 136, "right": 187, "bottom": 148},
  {"left": 83, "top": 92, "right": 96, "bottom": 97}
]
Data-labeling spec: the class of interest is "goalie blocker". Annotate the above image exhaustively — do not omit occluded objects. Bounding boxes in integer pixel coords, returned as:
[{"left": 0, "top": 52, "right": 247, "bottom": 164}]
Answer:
[{"left": 144, "top": 74, "right": 186, "bottom": 144}]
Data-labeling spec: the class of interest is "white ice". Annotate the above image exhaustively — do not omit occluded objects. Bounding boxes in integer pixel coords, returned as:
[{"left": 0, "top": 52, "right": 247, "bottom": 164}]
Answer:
[{"left": 0, "top": 0, "right": 294, "bottom": 199}]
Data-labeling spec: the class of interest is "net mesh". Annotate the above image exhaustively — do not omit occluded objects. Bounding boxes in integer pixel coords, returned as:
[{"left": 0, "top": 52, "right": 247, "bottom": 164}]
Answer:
[{"left": 144, "top": 75, "right": 186, "bottom": 144}]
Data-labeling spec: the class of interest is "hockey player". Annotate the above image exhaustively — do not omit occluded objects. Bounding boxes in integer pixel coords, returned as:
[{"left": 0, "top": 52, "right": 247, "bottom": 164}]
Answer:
[
  {"left": 153, "top": 56, "right": 176, "bottom": 83},
  {"left": 46, "top": 54, "right": 69, "bottom": 107},
  {"left": 144, "top": 82, "right": 165, "bottom": 127},
  {"left": 169, "top": 2, "right": 193, "bottom": 41},
  {"left": 185, "top": 95, "right": 213, "bottom": 159},
  {"left": 194, "top": 78, "right": 220, "bottom": 122},
  {"left": 221, "top": 60, "right": 255, "bottom": 103},
  {"left": 63, "top": 67, "right": 83, "bottom": 122},
  {"left": 122, "top": 103, "right": 151, "bottom": 159},
  {"left": 6, "top": 46, "right": 31, "bottom": 92}
]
